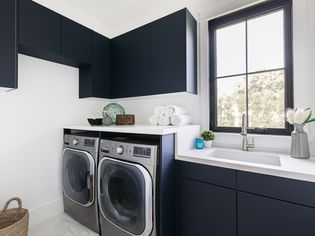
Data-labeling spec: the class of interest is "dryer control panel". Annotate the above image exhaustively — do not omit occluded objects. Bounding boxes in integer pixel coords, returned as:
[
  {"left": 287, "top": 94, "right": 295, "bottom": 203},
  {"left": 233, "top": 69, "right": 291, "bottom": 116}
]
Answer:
[{"left": 99, "top": 139, "right": 158, "bottom": 166}]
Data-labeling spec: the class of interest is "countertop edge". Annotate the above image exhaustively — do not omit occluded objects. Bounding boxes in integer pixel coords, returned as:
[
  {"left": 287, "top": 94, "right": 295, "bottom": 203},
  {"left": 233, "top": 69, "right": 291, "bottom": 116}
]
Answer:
[
  {"left": 63, "top": 124, "right": 201, "bottom": 136},
  {"left": 176, "top": 154, "right": 315, "bottom": 183}
]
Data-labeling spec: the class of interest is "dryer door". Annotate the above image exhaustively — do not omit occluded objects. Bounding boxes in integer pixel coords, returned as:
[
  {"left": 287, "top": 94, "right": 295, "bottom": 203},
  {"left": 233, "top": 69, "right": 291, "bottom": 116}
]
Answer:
[
  {"left": 98, "top": 157, "right": 153, "bottom": 236},
  {"left": 62, "top": 148, "right": 95, "bottom": 206}
]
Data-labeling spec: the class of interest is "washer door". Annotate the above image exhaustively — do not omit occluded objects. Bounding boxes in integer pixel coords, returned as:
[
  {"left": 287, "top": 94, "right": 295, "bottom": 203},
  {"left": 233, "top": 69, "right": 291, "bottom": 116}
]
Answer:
[
  {"left": 62, "top": 148, "right": 95, "bottom": 206},
  {"left": 98, "top": 157, "right": 153, "bottom": 236}
]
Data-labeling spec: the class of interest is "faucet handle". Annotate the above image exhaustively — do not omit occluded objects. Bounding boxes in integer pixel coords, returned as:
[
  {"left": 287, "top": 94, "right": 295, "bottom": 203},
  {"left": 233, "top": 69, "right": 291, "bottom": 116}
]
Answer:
[{"left": 248, "top": 137, "right": 255, "bottom": 148}]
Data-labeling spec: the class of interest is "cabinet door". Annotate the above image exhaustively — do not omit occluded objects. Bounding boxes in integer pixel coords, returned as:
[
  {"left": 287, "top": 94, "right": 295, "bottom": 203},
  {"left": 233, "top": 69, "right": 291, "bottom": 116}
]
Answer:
[
  {"left": 111, "top": 25, "right": 151, "bottom": 98},
  {"left": 0, "top": 0, "right": 17, "bottom": 90},
  {"left": 79, "top": 32, "right": 111, "bottom": 98},
  {"left": 111, "top": 34, "right": 128, "bottom": 98},
  {"left": 62, "top": 17, "right": 91, "bottom": 64},
  {"left": 180, "top": 178, "right": 237, "bottom": 236},
  {"left": 19, "top": 0, "right": 61, "bottom": 54},
  {"left": 238, "top": 192, "right": 315, "bottom": 236},
  {"left": 151, "top": 9, "right": 197, "bottom": 95},
  {"left": 151, "top": 9, "right": 187, "bottom": 94}
]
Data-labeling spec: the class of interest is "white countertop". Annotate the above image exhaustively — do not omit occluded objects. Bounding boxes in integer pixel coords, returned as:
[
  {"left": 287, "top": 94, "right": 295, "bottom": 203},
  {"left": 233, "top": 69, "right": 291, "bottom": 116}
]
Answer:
[
  {"left": 176, "top": 148, "right": 315, "bottom": 183},
  {"left": 64, "top": 124, "right": 200, "bottom": 135},
  {"left": 65, "top": 124, "right": 315, "bottom": 183}
]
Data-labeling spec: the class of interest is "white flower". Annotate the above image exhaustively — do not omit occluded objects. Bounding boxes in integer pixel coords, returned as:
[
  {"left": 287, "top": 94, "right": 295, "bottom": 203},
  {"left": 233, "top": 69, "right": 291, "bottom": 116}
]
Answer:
[
  {"left": 286, "top": 109, "right": 295, "bottom": 124},
  {"left": 294, "top": 109, "right": 309, "bottom": 125}
]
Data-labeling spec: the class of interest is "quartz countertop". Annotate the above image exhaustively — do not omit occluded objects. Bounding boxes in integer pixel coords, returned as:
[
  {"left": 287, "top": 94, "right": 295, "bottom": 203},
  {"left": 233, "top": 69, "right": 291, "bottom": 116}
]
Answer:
[
  {"left": 176, "top": 147, "right": 315, "bottom": 183},
  {"left": 64, "top": 124, "right": 200, "bottom": 135}
]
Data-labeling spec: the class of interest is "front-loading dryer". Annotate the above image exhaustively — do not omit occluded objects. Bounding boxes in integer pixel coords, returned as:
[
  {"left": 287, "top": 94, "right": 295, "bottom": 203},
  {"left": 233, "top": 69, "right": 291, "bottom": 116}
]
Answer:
[
  {"left": 62, "top": 134, "right": 100, "bottom": 233},
  {"left": 98, "top": 139, "right": 158, "bottom": 236}
]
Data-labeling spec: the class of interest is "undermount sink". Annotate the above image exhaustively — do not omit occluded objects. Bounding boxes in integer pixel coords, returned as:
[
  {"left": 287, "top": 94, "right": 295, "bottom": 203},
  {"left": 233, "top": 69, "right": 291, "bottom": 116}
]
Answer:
[{"left": 208, "top": 149, "right": 281, "bottom": 167}]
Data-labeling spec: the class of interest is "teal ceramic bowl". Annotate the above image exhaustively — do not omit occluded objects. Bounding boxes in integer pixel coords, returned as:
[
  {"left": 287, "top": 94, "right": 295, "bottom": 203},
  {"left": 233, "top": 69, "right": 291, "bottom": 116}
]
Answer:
[{"left": 102, "top": 103, "right": 125, "bottom": 124}]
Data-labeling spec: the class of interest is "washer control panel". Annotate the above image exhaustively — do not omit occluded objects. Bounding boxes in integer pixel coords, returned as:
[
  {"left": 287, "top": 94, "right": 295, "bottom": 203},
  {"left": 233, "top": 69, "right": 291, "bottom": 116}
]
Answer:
[{"left": 64, "top": 135, "right": 99, "bottom": 154}]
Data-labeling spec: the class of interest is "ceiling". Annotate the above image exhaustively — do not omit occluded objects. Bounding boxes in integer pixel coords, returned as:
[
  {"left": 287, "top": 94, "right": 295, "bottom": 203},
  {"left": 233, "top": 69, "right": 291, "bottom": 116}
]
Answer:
[{"left": 33, "top": 0, "right": 261, "bottom": 38}]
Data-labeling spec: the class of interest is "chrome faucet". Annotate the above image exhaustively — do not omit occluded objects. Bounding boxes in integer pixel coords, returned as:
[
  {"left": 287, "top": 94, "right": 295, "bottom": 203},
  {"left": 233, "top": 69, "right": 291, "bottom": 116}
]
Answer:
[{"left": 241, "top": 113, "right": 255, "bottom": 151}]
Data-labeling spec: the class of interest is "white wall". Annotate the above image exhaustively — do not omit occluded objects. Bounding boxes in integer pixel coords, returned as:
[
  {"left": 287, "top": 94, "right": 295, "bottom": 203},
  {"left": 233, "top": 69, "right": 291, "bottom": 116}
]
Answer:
[
  {"left": 199, "top": 0, "right": 315, "bottom": 155},
  {"left": 110, "top": 93, "right": 200, "bottom": 124},
  {"left": 0, "top": 55, "right": 104, "bottom": 226},
  {"left": 292, "top": 0, "right": 315, "bottom": 155}
]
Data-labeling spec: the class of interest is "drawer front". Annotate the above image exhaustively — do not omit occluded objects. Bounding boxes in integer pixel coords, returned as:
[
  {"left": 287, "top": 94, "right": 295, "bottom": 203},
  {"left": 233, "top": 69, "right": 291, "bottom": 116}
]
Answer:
[
  {"left": 180, "top": 161, "right": 236, "bottom": 189},
  {"left": 237, "top": 171, "right": 315, "bottom": 208}
]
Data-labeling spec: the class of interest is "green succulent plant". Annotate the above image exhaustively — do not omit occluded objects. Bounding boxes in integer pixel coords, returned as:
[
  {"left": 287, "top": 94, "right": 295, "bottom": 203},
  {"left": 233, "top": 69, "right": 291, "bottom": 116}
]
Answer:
[{"left": 201, "top": 130, "right": 215, "bottom": 141}]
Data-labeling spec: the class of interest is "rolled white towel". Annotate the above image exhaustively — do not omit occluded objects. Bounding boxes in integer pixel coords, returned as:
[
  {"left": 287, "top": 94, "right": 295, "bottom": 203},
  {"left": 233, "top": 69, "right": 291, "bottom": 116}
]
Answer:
[
  {"left": 154, "top": 106, "right": 165, "bottom": 117},
  {"left": 149, "top": 115, "right": 159, "bottom": 125},
  {"left": 158, "top": 116, "right": 170, "bottom": 126},
  {"left": 170, "top": 114, "right": 192, "bottom": 126},
  {"left": 165, "top": 105, "right": 187, "bottom": 117}
]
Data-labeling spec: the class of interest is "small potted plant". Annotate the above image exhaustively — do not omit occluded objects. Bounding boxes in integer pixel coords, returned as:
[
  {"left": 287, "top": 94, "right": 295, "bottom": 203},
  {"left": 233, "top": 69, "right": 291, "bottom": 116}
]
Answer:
[{"left": 201, "top": 130, "right": 215, "bottom": 148}]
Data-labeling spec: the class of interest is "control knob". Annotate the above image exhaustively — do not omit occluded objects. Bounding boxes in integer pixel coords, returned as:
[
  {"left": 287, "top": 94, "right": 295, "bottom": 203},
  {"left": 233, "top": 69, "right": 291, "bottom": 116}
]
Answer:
[
  {"left": 72, "top": 138, "right": 79, "bottom": 145},
  {"left": 117, "top": 146, "right": 124, "bottom": 155}
]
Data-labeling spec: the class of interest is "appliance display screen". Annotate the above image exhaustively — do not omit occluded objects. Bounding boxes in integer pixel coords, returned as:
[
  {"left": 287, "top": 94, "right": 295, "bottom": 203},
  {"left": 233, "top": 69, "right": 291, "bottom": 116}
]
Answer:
[
  {"left": 133, "top": 147, "right": 151, "bottom": 158},
  {"left": 84, "top": 139, "right": 95, "bottom": 147}
]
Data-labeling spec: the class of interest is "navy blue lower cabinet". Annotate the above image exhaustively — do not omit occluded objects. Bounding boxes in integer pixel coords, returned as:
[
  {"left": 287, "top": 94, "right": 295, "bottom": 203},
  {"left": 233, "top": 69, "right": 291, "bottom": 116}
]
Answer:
[
  {"left": 180, "top": 178, "right": 237, "bottom": 236},
  {"left": 238, "top": 191, "right": 315, "bottom": 236}
]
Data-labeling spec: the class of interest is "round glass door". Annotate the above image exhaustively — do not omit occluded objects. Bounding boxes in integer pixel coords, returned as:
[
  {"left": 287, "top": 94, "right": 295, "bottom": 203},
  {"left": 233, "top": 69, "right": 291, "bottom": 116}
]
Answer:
[
  {"left": 98, "top": 158, "right": 153, "bottom": 236},
  {"left": 62, "top": 148, "right": 95, "bottom": 206}
]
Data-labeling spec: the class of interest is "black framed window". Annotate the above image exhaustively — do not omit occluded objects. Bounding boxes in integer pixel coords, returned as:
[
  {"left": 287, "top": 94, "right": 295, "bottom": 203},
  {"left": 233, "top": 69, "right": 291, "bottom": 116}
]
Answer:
[{"left": 209, "top": 0, "right": 293, "bottom": 135}]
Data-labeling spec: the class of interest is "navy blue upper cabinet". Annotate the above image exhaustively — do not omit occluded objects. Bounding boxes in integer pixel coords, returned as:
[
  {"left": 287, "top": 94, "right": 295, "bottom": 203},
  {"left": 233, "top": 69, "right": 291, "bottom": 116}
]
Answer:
[
  {"left": 0, "top": 0, "right": 18, "bottom": 90},
  {"left": 238, "top": 192, "right": 315, "bottom": 236},
  {"left": 151, "top": 9, "right": 197, "bottom": 95},
  {"left": 111, "top": 8, "right": 197, "bottom": 98},
  {"left": 18, "top": 0, "right": 61, "bottom": 55},
  {"left": 62, "top": 17, "right": 92, "bottom": 64},
  {"left": 111, "top": 25, "right": 151, "bottom": 98},
  {"left": 79, "top": 32, "right": 111, "bottom": 98}
]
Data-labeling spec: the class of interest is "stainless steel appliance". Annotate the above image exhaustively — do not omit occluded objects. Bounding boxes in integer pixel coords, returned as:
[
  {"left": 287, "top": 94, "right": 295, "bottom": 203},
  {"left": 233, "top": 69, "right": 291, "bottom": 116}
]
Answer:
[
  {"left": 62, "top": 134, "right": 100, "bottom": 233},
  {"left": 98, "top": 139, "right": 158, "bottom": 236}
]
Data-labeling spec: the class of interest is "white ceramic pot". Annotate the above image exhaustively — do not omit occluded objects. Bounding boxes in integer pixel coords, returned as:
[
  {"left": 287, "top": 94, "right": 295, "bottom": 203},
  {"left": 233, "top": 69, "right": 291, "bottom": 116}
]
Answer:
[{"left": 204, "top": 140, "right": 213, "bottom": 148}]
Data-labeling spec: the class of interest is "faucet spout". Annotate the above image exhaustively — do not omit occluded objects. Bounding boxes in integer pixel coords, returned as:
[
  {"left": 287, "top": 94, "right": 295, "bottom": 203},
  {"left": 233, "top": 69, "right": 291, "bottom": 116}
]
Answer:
[{"left": 241, "top": 112, "right": 247, "bottom": 135}]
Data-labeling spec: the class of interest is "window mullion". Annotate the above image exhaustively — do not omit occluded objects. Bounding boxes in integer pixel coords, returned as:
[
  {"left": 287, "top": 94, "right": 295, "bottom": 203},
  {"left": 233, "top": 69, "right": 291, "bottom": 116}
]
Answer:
[{"left": 245, "top": 20, "right": 249, "bottom": 127}]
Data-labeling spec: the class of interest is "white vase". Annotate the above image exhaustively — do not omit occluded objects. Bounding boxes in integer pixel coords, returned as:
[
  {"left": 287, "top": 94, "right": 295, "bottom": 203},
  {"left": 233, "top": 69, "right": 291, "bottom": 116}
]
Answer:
[{"left": 204, "top": 140, "right": 213, "bottom": 148}]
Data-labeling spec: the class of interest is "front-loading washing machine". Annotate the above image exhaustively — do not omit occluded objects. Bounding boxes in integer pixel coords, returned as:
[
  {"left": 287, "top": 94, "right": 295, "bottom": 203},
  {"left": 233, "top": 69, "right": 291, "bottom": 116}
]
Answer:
[
  {"left": 98, "top": 139, "right": 158, "bottom": 236},
  {"left": 62, "top": 134, "right": 100, "bottom": 233}
]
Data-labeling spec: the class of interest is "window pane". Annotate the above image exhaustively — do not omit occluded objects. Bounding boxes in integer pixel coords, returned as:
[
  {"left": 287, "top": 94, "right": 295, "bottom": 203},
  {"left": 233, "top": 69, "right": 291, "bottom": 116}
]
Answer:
[
  {"left": 216, "top": 22, "right": 246, "bottom": 77},
  {"left": 248, "top": 10, "right": 284, "bottom": 72},
  {"left": 217, "top": 76, "right": 246, "bottom": 127},
  {"left": 248, "top": 70, "right": 285, "bottom": 128}
]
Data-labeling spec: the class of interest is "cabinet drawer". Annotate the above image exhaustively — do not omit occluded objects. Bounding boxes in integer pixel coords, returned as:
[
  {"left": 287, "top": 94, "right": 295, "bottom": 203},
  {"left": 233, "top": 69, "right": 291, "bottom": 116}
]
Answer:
[
  {"left": 180, "top": 161, "right": 236, "bottom": 189},
  {"left": 238, "top": 171, "right": 315, "bottom": 208}
]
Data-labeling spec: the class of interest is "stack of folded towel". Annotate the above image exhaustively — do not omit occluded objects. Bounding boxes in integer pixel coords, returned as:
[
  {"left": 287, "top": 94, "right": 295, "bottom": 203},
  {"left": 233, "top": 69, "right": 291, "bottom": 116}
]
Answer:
[{"left": 149, "top": 105, "right": 192, "bottom": 126}]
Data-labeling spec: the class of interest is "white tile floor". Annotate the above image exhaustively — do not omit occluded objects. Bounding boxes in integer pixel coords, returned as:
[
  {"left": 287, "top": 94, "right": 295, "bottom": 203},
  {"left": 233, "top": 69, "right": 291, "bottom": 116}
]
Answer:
[{"left": 29, "top": 213, "right": 99, "bottom": 236}]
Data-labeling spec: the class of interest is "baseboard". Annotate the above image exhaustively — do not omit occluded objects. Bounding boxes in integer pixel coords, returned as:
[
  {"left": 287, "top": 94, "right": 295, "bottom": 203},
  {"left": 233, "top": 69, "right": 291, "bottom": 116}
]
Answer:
[{"left": 29, "top": 198, "right": 64, "bottom": 227}]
